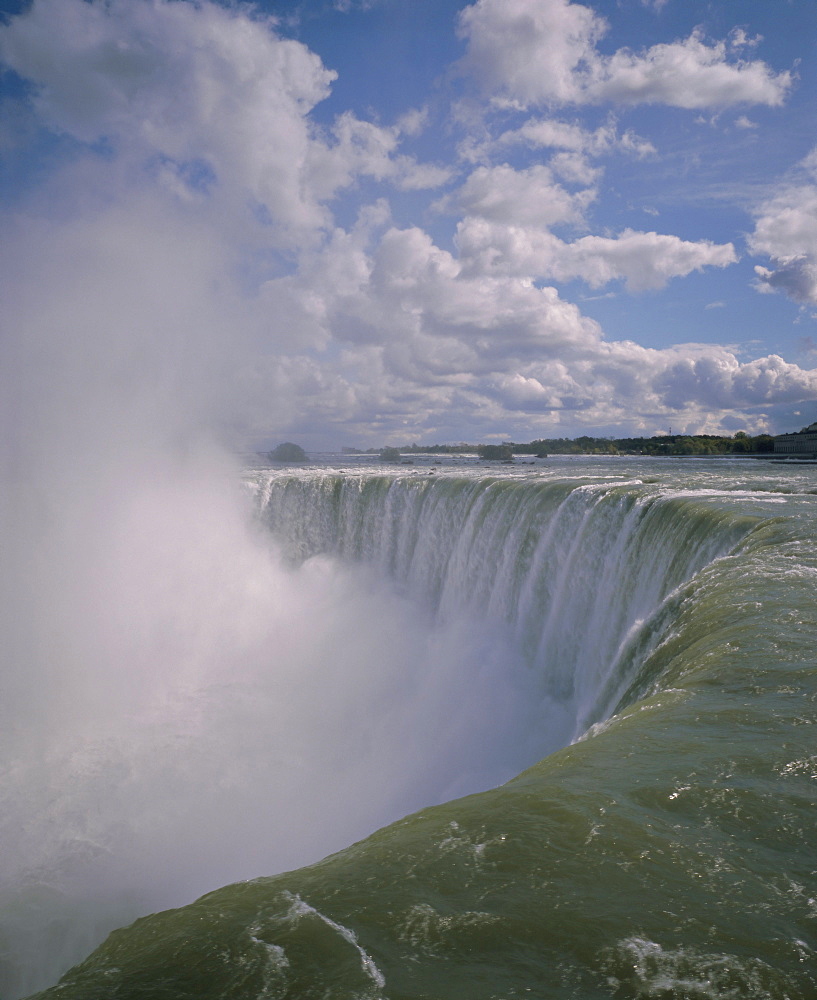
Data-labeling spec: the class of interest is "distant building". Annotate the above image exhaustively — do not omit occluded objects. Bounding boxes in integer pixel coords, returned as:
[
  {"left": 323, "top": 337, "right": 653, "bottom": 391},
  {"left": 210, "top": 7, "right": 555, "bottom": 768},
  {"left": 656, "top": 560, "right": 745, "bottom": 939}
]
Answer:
[{"left": 774, "top": 423, "right": 817, "bottom": 457}]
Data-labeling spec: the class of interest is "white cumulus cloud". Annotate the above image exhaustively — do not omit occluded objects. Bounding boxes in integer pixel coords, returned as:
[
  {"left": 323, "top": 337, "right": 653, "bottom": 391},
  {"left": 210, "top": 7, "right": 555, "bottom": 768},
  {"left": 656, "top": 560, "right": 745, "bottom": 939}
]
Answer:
[
  {"left": 458, "top": 0, "right": 792, "bottom": 110},
  {"left": 0, "top": 0, "right": 446, "bottom": 248},
  {"left": 499, "top": 117, "right": 657, "bottom": 159},
  {"left": 656, "top": 352, "right": 817, "bottom": 409},
  {"left": 750, "top": 149, "right": 817, "bottom": 305},
  {"left": 440, "top": 163, "right": 595, "bottom": 228},
  {"left": 452, "top": 175, "right": 737, "bottom": 291},
  {"left": 0, "top": 0, "right": 336, "bottom": 239}
]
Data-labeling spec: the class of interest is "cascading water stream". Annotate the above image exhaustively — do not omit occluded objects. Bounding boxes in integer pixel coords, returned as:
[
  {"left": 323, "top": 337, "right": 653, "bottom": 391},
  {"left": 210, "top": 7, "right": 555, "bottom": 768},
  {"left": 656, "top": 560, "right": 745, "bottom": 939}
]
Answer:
[{"left": 254, "top": 471, "right": 757, "bottom": 743}]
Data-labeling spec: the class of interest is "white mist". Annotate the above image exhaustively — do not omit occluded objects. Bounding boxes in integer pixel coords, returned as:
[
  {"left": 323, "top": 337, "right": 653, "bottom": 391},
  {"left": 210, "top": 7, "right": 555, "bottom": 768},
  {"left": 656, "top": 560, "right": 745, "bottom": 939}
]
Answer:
[
  {"left": 0, "top": 41, "right": 559, "bottom": 991},
  {"left": 0, "top": 195, "right": 553, "bottom": 997}
]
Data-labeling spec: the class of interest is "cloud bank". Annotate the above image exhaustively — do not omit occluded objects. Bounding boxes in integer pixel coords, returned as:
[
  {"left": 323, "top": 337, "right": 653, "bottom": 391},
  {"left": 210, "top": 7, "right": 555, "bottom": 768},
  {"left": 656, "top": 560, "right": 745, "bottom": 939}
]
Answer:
[{"left": 0, "top": 0, "right": 814, "bottom": 451}]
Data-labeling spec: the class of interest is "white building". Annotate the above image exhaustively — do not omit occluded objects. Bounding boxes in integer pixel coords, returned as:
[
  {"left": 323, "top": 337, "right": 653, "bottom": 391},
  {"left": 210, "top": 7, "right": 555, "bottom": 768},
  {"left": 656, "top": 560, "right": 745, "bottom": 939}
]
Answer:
[{"left": 774, "top": 423, "right": 817, "bottom": 457}]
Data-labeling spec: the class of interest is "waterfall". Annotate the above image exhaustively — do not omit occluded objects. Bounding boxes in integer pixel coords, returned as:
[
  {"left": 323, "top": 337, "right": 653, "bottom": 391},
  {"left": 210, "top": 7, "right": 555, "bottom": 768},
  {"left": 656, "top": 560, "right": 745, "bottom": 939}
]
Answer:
[
  {"left": 255, "top": 472, "right": 755, "bottom": 738},
  {"left": 36, "top": 465, "right": 800, "bottom": 1000},
  {"left": 1, "top": 467, "right": 759, "bottom": 998}
]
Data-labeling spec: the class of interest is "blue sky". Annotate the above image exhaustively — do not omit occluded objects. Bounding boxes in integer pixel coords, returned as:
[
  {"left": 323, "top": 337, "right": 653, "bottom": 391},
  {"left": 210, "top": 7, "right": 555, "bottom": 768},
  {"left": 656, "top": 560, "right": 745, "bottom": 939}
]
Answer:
[{"left": 2, "top": 0, "right": 817, "bottom": 448}]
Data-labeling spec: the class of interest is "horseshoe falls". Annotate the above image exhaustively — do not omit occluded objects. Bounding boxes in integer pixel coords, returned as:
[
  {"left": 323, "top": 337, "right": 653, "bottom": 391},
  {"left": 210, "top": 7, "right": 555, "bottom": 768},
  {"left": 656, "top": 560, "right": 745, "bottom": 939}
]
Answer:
[{"left": 6, "top": 457, "right": 817, "bottom": 1000}]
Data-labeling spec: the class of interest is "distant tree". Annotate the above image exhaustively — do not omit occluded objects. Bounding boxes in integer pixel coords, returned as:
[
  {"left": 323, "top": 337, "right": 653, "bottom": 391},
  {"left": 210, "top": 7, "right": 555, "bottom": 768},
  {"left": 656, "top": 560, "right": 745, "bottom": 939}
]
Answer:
[
  {"left": 477, "top": 443, "right": 514, "bottom": 461},
  {"left": 379, "top": 446, "right": 401, "bottom": 462},
  {"left": 268, "top": 442, "right": 307, "bottom": 462},
  {"left": 402, "top": 431, "right": 785, "bottom": 460},
  {"left": 673, "top": 436, "right": 697, "bottom": 455},
  {"left": 731, "top": 432, "right": 751, "bottom": 453}
]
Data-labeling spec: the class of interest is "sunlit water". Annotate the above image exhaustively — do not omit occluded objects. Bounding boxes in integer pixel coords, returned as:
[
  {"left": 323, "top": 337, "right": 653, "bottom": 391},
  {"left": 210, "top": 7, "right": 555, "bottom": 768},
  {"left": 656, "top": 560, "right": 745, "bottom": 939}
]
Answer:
[{"left": 3, "top": 455, "right": 816, "bottom": 999}]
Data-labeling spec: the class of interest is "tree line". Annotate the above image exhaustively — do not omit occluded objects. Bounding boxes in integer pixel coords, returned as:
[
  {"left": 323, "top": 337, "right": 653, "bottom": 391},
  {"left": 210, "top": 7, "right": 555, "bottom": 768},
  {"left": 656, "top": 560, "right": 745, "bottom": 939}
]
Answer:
[{"left": 370, "top": 432, "right": 776, "bottom": 458}]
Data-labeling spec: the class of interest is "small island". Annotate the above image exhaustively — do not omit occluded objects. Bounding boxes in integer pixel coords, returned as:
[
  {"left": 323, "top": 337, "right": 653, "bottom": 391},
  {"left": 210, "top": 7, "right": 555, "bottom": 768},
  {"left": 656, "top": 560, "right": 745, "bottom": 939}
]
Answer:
[
  {"left": 266, "top": 442, "right": 308, "bottom": 463},
  {"left": 477, "top": 443, "right": 515, "bottom": 462}
]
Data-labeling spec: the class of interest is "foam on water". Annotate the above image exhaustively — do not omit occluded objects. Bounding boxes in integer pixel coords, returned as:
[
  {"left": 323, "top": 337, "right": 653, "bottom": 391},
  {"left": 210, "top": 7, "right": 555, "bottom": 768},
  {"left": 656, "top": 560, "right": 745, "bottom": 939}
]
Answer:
[{"left": 602, "top": 937, "right": 795, "bottom": 999}]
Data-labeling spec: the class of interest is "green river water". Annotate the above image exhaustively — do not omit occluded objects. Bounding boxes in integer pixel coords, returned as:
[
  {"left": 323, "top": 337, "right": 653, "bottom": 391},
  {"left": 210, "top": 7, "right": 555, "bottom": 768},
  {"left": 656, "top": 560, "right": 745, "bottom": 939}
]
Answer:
[{"left": 16, "top": 457, "right": 817, "bottom": 999}]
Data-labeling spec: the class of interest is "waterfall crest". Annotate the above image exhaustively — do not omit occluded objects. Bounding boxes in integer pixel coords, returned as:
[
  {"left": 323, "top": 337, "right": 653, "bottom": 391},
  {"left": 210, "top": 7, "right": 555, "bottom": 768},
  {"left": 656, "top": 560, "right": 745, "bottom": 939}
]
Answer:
[{"left": 255, "top": 471, "right": 756, "bottom": 737}]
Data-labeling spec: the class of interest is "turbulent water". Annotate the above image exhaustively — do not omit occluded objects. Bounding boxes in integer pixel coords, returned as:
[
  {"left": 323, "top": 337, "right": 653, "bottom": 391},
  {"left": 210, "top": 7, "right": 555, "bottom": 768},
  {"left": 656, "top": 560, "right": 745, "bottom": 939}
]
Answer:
[{"left": 11, "top": 456, "right": 817, "bottom": 999}]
